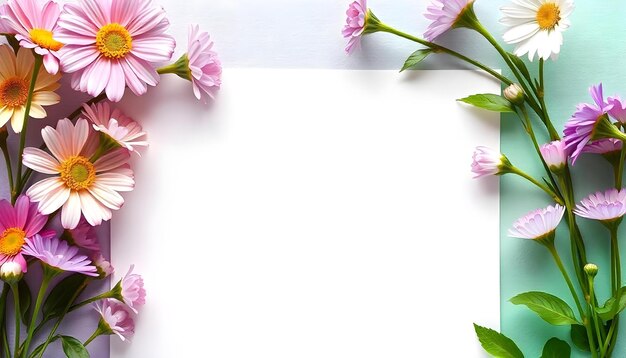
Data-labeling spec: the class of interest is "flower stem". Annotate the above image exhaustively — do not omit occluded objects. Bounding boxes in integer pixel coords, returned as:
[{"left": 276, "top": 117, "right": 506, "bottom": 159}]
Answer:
[
  {"left": 587, "top": 275, "right": 606, "bottom": 357},
  {"left": 20, "top": 268, "right": 53, "bottom": 358},
  {"left": 68, "top": 291, "right": 114, "bottom": 314},
  {"left": 376, "top": 24, "right": 513, "bottom": 85},
  {"left": 9, "top": 285, "right": 19, "bottom": 358},
  {"left": 0, "top": 284, "right": 10, "bottom": 358},
  {"left": 13, "top": 55, "right": 42, "bottom": 203},
  {"left": 509, "top": 167, "right": 562, "bottom": 204},
  {"left": 83, "top": 329, "right": 102, "bottom": 347}
]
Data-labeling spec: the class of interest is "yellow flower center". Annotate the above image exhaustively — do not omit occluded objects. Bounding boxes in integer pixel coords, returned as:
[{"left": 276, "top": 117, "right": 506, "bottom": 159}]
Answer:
[
  {"left": 0, "top": 228, "right": 26, "bottom": 256},
  {"left": 0, "top": 77, "right": 29, "bottom": 108},
  {"left": 60, "top": 156, "right": 96, "bottom": 190},
  {"left": 96, "top": 23, "right": 133, "bottom": 59},
  {"left": 536, "top": 3, "right": 561, "bottom": 30},
  {"left": 29, "top": 28, "right": 64, "bottom": 51}
]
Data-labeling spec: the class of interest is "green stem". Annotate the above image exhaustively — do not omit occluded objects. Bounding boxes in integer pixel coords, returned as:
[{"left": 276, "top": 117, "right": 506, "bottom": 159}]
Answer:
[
  {"left": 9, "top": 285, "right": 19, "bottom": 358},
  {"left": 83, "top": 329, "right": 101, "bottom": 347},
  {"left": 587, "top": 275, "right": 606, "bottom": 357},
  {"left": 13, "top": 55, "right": 42, "bottom": 203},
  {"left": 0, "top": 284, "right": 10, "bottom": 358},
  {"left": 20, "top": 268, "right": 53, "bottom": 358},
  {"left": 377, "top": 24, "right": 513, "bottom": 85},
  {"left": 610, "top": 225, "right": 622, "bottom": 294},
  {"left": 510, "top": 167, "right": 562, "bottom": 204},
  {"left": 68, "top": 291, "right": 114, "bottom": 314}
]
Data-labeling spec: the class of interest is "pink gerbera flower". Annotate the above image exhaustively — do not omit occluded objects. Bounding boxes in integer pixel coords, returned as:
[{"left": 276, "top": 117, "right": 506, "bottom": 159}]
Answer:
[
  {"left": 424, "top": 0, "right": 476, "bottom": 42},
  {"left": 94, "top": 299, "right": 135, "bottom": 342},
  {"left": 82, "top": 102, "right": 147, "bottom": 153},
  {"left": 2, "top": 0, "right": 64, "bottom": 74},
  {"left": 342, "top": 0, "right": 367, "bottom": 54},
  {"left": 575, "top": 188, "right": 626, "bottom": 223},
  {"left": 187, "top": 24, "right": 221, "bottom": 101},
  {"left": 22, "top": 118, "right": 135, "bottom": 229},
  {"left": 0, "top": 195, "right": 47, "bottom": 272},
  {"left": 509, "top": 204, "right": 565, "bottom": 241},
  {"left": 56, "top": 0, "right": 176, "bottom": 102},
  {"left": 22, "top": 234, "right": 98, "bottom": 275}
]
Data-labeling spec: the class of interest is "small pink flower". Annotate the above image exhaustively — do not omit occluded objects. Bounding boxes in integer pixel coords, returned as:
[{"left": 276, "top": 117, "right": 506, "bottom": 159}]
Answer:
[
  {"left": 471, "top": 146, "right": 506, "bottom": 178},
  {"left": 82, "top": 102, "right": 147, "bottom": 153},
  {"left": 22, "top": 234, "right": 98, "bottom": 276},
  {"left": 69, "top": 217, "right": 100, "bottom": 251},
  {"left": 94, "top": 299, "right": 135, "bottom": 342},
  {"left": 575, "top": 188, "right": 626, "bottom": 223},
  {"left": 187, "top": 24, "right": 222, "bottom": 102},
  {"left": 0, "top": 195, "right": 48, "bottom": 272},
  {"left": 2, "top": 0, "right": 64, "bottom": 74},
  {"left": 540, "top": 140, "right": 567, "bottom": 170},
  {"left": 92, "top": 252, "right": 114, "bottom": 278},
  {"left": 424, "top": 0, "right": 475, "bottom": 42},
  {"left": 509, "top": 204, "right": 565, "bottom": 240},
  {"left": 342, "top": 0, "right": 367, "bottom": 54},
  {"left": 119, "top": 265, "right": 145, "bottom": 313},
  {"left": 56, "top": 0, "right": 176, "bottom": 101}
]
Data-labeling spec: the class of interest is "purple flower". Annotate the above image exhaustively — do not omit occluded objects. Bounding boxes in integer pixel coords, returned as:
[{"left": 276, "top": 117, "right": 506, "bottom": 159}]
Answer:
[
  {"left": 94, "top": 299, "right": 135, "bottom": 342},
  {"left": 471, "top": 146, "right": 508, "bottom": 178},
  {"left": 540, "top": 140, "right": 567, "bottom": 171},
  {"left": 574, "top": 188, "right": 626, "bottom": 223},
  {"left": 69, "top": 217, "right": 100, "bottom": 251},
  {"left": 342, "top": 0, "right": 367, "bottom": 54},
  {"left": 509, "top": 204, "right": 565, "bottom": 240},
  {"left": 582, "top": 138, "right": 622, "bottom": 155},
  {"left": 424, "top": 0, "right": 475, "bottom": 42},
  {"left": 22, "top": 234, "right": 98, "bottom": 276},
  {"left": 608, "top": 96, "right": 626, "bottom": 124}
]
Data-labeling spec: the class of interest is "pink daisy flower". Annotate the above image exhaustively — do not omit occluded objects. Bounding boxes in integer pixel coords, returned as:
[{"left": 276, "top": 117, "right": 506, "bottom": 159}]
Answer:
[
  {"left": 471, "top": 146, "right": 509, "bottom": 178},
  {"left": 582, "top": 138, "right": 622, "bottom": 155},
  {"left": 342, "top": 0, "right": 367, "bottom": 54},
  {"left": 56, "top": 0, "right": 176, "bottom": 102},
  {"left": 509, "top": 204, "right": 565, "bottom": 240},
  {"left": 564, "top": 84, "right": 626, "bottom": 164},
  {"left": 424, "top": 0, "right": 476, "bottom": 42},
  {"left": 574, "top": 188, "right": 626, "bottom": 223},
  {"left": 82, "top": 102, "right": 147, "bottom": 153},
  {"left": 0, "top": 195, "right": 47, "bottom": 272},
  {"left": 540, "top": 140, "right": 567, "bottom": 170},
  {"left": 115, "top": 265, "right": 145, "bottom": 313},
  {"left": 187, "top": 24, "right": 221, "bottom": 101},
  {"left": 2, "top": 0, "right": 64, "bottom": 74},
  {"left": 22, "top": 234, "right": 98, "bottom": 275},
  {"left": 94, "top": 299, "right": 135, "bottom": 342},
  {"left": 22, "top": 118, "right": 135, "bottom": 229}
]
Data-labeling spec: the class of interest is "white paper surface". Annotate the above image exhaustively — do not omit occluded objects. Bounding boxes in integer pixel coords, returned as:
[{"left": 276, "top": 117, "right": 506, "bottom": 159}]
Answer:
[{"left": 111, "top": 69, "right": 500, "bottom": 357}]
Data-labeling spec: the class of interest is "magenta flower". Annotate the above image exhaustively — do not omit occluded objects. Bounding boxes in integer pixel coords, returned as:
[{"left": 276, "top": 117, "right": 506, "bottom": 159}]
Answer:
[
  {"left": 574, "top": 188, "right": 626, "bottom": 223},
  {"left": 94, "top": 299, "right": 135, "bottom": 342},
  {"left": 22, "top": 234, "right": 98, "bottom": 276},
  {"left": 564, "top": 84, "right": 620, "bottom": 164},
  {"left": 118, "top": 265, "right": 145, "bottom": 313},
  {"left": 187, "top": 24, "right": 222, "bottom": 101},
  {"left": 3, "top": 0, "right": 64, "bottom": 74},
  {"left": 508, "top": 204, "right": 565, "bottom": 240},
  {"left": 56, "top": 0, "right": 176, "bottom": 102},
  {"left": 82, "top": 102, "right": 147, "bottom": 153},
  {"left": 608, "top": 96, "right": 626, "bottom": 124},
  {"left": 342, "top": 0, "right": 367, "bottom": 54},
  {"left": 582, "top": 138, "right": 622, "bottom": 155},
  {"left": 471, "top": 146, "right": 508, "bottom": 178},
  {"left": 0, "top": 196, "right": 47, "bottom": 272},
  {"left": 540, "top": 140, "right": 567, "bottom": 170},
  {"left": 424, "top": 0, "right": 475, "bottom": 42},
  {"left": 69, "top": 217, "right": 100, "bottom": 251}
]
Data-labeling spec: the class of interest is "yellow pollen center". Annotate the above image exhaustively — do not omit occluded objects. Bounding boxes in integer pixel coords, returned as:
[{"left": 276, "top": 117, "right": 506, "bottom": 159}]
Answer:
[
  {"left": 96, "top": 23, "right": 133, "bottom": 59},
  {"left": 29, "top": 28, "right": 64, "bottom": 51},
  {"left": 0, "top": 77, "right": 29, "bottom": 108},
  {"left": 60, "top": 156, "right": 96, "bottom": 190},
  {"left": 0, "top": 228, "right": 26, "bottom": 256},
  {"left": 536, "top": 3, "right": 561, "bottom": 30}
]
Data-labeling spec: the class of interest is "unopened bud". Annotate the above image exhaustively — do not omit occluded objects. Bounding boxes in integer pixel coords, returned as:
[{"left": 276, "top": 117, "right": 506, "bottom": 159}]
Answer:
[
  {"left": 504, "top": 84, "right": 524, "bottom": 105},
  {"left": 584, "top": 263, "right": 598, "bottom": 278},
  {"left": 0, "top": 262, "right": 23, "bottom": 284}
]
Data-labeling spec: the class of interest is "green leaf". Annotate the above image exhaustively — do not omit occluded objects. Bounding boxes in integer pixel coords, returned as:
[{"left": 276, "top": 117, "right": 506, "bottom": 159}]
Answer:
[
  {"left": 541, "top": 337, "right": 571, "bottom": 358},
  {"left": 60, "top": 336, "right": 90, "bottom": 358},
  {"left": 18, "top": 279, "right": 31, "bottom": 325},
  {"left": 473, "top": 323, "right": 524, "bottom": 358},
  {"left": 507, "top": 53, "right": 531, "bottom": 83},
  {"left": 400, "top": 49, "right": 433, "bottom": 72},
  {"left": 510, "top": 291, "right": 580, "bottom": 326},
  {"left": 457, "top": 94, "right": 515, "bottom": 113},
  {"left": 29, "top": 336, "right": 60, "bottom": 358},
  {"left": 570, "top": 324, "right": 590, "bottom": 352},
  {"left": 596, "top": 287, "right": 626, "bottom": 321},
  {"left": 42, "top": 274, "right": 88, "bottom": 321}
]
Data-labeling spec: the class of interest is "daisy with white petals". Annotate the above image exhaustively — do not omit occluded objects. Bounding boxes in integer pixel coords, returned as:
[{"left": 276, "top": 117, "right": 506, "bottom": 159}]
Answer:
[
  {"left": 22, "top": 119, "right": 134, "bottom": 229},
  {"left": 500, "top": 0, "right": 574, "bottom": 61}
]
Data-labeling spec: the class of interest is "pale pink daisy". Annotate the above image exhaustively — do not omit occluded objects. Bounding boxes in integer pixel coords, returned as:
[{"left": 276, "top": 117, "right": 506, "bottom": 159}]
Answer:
[
  {"left": 424, "top": 0, "right": 476, "bottom": 42},
  {"left": 540, "top": 140, "right": 567, "bottom": 171},
  {"left": 114, "top": 265, "right": 145, "bottom": 313},
  {"left": 22, "top": 118, "right": 135, "bottom": 229},
  {"left": 574, "top": 188, "right": 626, "bottom": 223},
  {"left": 509, "top": 204, "right": 565, "bottom": 240},
  {"left": 471, "top": 146, "right": 509, "bottom": 178},
  {"left": 342, "top": 0, "right": 367, "bottom": 54},
  {"left": 94, "top": 299, "right": 135, "bottom": 342},
  {"left": 186, "top": 24, "right": 221, "bottom": 101},
  {"left": 56, "top": 0, "right": 176, "bottom": 102},
  {"left": 82, "top": 102, "right": 147, "bottom": 153},
  {"left": 0, "top": 195, "right": 47, "bottom": 272},
  {"left": 22, "top": 234, "right": 98, "bottom": 275},
  {"left": 2, "top": 0, "right": 64, "bottom": 74}
]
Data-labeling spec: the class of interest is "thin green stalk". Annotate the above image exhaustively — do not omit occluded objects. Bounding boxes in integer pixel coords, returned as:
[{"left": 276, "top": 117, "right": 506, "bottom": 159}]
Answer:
[
  {"left": 20, "top": 269, "right": 53, "bottom": 358},
  {"left": 376, "top": 24, "right": 513, "bottom": 85},
  {"left": 0, "top": 284, "right": 10, "bottom": 358},
  {"left": 610, "top": 226, "right": 622, "bottom": 294},
  {"left": 509, "top": 167, "right": 562, "bottom": 204},
  {"left": 9, "top": 285, "right": 18, "bottom": 358},
  {"left": 68, "top": 291, "right": 114, "bottom": 314},
  {"left": 13, "top": 55, "right": 42, "bottom": 203},
  {"left": 83, "top": 329, "right": 101, "bottom": 347},
  {"left": 587, "top": 275, "right": 606, "bottom": 357}
]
